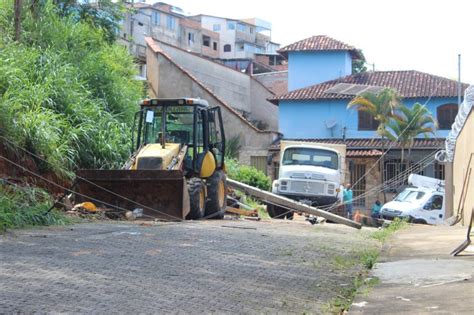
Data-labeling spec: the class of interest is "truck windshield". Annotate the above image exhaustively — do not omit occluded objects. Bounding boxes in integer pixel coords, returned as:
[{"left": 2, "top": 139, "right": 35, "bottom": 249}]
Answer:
[
  {"left": 282, "top": 148, "right": 338, "bottom": 170},
  {"left": 394, "top": 190, "right": 425, "bottom": 202}
]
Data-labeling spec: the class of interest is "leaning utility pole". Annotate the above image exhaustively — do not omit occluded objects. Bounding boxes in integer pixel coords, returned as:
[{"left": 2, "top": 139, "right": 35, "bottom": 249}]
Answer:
[{"left": 14, "top": 0, "right": 21, "bottom": 41}]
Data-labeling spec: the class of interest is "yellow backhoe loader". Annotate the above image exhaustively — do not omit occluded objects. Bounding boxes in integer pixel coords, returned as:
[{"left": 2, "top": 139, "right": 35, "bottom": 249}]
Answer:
[{"left": 74, "top": 98, "right": 227, "bottom": 220}]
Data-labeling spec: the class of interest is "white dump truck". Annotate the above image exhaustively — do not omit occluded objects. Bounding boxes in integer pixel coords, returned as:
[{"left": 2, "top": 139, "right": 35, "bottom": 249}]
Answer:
[
  {"left": 268, "top": 141, "right": 345, "bottom": 219},
  {"left": 380, "top": 174, "right": 446, "bottom": 225}
]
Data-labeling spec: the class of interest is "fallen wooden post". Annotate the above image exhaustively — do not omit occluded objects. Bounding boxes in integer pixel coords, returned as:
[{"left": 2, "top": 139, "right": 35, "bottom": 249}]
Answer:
[
  {"left": 227, "top": 179, "right": 362, "bottom": 229},
  {"left": 226, "top": 207, "right": 257, "bottom": 217}
]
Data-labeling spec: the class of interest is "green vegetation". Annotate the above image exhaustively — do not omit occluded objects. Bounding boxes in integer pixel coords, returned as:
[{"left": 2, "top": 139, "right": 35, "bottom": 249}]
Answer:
[
  {"left": 0, "top": 1, "right": 142, "bottom": 178},
  {"left": 351, "top": 49, "right": 368, "bottom": 74},
  {"left": 382, "top": 103, "right": 437, "bottom": 162},
  {"left": 0, "top": 184, "right": 69, "bottom": 231},
  {"left": 325, "top": 247, "right": 381, "bottom": 314},
  {"left": 359, "top": 248, "right": 379, "bottom": 269},
  {"left": 225, "top": 158, "right": 271, "bottom": 191},
  {"left": 224, "top": 135, "right": 242, "bottom": 159},
  {"left": 348, "top": 88, "right": 402, "bottom": 139},
  {"left": 371, "top": 217, "right": 408, "bottom": 243}
]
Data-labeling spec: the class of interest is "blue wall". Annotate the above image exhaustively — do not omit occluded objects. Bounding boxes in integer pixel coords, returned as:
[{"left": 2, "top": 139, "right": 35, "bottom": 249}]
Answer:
[
  {"left": 288, "top": 51, "right": 352, "bottom": 91},
  {"left": 279, "top": 97, "right": 458, "bottom": 139}
]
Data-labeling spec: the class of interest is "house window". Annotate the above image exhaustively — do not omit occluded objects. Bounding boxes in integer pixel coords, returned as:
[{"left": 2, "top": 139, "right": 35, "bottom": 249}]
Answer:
[
  {"left": 223, "top": 44, "right": 232, "bottom": 52},
  {"left": 358, "top": 111, "right": 378, "bottom": 130},
  {"left": 213, "top": 24, "right": 221, "bottom": 31},
  {"left": 237, "top": 23, "right": 246, "bottom": 32},
  {"left": 227, "top": 21, "right": 235, "bottom": 30},
  {"left": 152, "top": 12, "right": 160, "bottom": 26},
  {"left": 188, "top": 32, "right": 194, "bottom": 46},
  {"left": 250, "top": 27, "right": 254, "bottom": 34},
  {"left": 202, "top": 35, "right": 210, "bottom": 47},
  {"left": 384, "top": 159, "right": 408, "bottom": 191},
  {"left": 166, "top": 15, "right": 175, "bottom": 30},
  {"left": 213, "top": 42, "right": 217, "bottom": 51},
  {"left": 437, "top": 103, "right": 458, "bottom": 129}
]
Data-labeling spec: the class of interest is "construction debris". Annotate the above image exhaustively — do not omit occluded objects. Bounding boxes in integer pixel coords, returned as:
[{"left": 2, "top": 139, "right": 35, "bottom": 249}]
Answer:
[{"left": 227, "top": 178, "right": 362, "bottom": 229}]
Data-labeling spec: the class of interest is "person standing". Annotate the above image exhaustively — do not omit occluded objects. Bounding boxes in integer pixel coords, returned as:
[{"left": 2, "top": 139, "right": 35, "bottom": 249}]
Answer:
[
  {"left": 343, "top": 183, "right": 353, "bottom": 219},
  {"left": 371, "top": 200, "right": 382, "bottom": 219}
]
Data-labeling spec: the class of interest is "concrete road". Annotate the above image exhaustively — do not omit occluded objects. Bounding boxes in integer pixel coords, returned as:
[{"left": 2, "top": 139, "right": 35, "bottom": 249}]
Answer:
[
  {"left": 351, "top": 225, "right": 474, "bottom": 314},
  {"left": 1, "top": 219, "right": 373, "bottom": 314}
]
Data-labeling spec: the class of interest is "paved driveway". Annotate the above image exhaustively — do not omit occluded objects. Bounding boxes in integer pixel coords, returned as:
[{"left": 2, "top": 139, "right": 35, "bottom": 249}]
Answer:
[{"left": 1, "top": 219, "right": 372, "bottom": 314}]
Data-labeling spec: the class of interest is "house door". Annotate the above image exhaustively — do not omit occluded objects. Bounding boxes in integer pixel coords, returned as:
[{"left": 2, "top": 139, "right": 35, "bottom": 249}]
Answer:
[{"left": 350, "top": 163, "right": 366, "bottom": 208}]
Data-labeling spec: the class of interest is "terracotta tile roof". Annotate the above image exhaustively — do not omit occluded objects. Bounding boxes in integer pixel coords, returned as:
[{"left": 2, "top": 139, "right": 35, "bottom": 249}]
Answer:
[
  {"left": 278, "top": 35, "right": 362, "bottom": 59},
  {"left": 286, "top": 138, "right": 445, "bottom": 150},
  {"left": 270, "top": 70, "right": 470, "bottom": 104},
  {"left": 347, "top": 149, "right": 383, "bottom": 157}
]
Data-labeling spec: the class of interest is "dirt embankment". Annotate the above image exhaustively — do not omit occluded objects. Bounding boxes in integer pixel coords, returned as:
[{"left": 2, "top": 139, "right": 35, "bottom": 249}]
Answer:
[{"left": 0, "top": 141, "right": 70, "bottom": 195}]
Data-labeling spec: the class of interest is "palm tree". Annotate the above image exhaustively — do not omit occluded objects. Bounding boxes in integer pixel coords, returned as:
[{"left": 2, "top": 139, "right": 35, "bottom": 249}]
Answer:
[
  {"left": 382, "top": 103, "right": 437, "bottom": 163},
  {"left": 347, "top": 88, "right": 402, "bottom": 201},
  {"left": 347, "top": 88, "right": 401, "bottom": 137}
]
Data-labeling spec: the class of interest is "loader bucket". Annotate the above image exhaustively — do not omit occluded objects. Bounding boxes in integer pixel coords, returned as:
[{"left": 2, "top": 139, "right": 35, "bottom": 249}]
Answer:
[{"left": 74, "top": 170, "right": 189, "bottom": 220}]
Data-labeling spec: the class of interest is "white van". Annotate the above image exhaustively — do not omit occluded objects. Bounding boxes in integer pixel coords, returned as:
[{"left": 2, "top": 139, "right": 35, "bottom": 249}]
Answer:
[{"left": 380, "top": 174, "right": 445, "bottom": 225}]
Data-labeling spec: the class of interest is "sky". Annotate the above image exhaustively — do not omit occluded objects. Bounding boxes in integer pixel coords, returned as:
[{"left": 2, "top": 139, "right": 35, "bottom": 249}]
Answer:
[{"left": 146, "top": 0, "right": 473, "bottom": 85}]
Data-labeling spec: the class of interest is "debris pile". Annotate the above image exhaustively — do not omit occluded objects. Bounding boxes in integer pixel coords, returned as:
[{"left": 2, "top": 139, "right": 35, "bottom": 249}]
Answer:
[{"left": 65, "top": 200, "right": 144, "bottom": 221}]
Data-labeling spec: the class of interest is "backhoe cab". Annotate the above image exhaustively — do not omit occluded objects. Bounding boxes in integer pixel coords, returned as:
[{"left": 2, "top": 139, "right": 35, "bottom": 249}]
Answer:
[{"left": 75, "top": 98, "right": 227, "bottom": 220}]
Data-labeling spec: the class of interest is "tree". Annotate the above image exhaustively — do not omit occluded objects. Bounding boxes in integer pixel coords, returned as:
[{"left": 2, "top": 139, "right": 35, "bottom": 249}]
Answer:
[
  {"left": 54, "top": 0, "right": 127, "bottom": 43},
  {"left": 348, "top": 88, "right": 401, "bottom": 137},
  {"left": 382, "top": 103, "right": 437, "bottom": 163},
  {"left": 352, "top": 49, "right": 367, "bottom": 74},
  {"left": 347, "top": 88, "right": 402, "bottom": 201}
]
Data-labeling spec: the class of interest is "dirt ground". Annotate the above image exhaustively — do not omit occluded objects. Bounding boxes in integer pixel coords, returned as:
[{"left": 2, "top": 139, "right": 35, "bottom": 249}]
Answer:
[{"left": 0, "top": 218, "right": 377, "bottom": 314}]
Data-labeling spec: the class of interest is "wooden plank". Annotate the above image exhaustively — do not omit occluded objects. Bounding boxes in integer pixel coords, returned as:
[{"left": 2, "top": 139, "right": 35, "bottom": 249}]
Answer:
[
  {"left": 227, "top": 179, "right": 362, "bottom": 229},
  {"left": 226, "top": 207, "right": 257, "bottom": 216}
]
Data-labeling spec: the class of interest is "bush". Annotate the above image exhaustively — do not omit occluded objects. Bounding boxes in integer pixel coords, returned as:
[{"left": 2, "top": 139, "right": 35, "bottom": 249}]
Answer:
[
  {"left": 0, "top": 183, "right": 68, "bottom": 231},
  {"left": 225, "top": 158, "right": 271, "bottom": 191},
  {"left": 0, "top": 1, "right": 142, "bottom": 178}
]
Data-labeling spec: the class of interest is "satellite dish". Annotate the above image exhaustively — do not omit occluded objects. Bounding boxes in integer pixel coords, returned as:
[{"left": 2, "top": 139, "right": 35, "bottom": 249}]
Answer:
[{"left": 325, "top": 119, "right": 337, "bottom": 129}]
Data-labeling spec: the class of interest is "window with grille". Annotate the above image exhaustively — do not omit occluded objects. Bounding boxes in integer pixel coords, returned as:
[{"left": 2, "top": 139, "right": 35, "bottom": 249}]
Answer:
[
  {"left": 437, "top": 104, "right": 458, "bottom": 129},
  {"left": 358, "top": 111, "right": 378, "bottom": 130},
  {"left": 350, "top": 163, "right": 366, "bottom": 207},
  {"left": 224, "top": 44, "right": 232, "bottom": 52}
]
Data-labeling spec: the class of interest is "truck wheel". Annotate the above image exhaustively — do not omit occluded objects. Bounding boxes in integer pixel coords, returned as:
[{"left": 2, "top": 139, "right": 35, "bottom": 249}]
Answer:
[
  {"left": 267, "top": 204, "right": 291, "bottom": 219},
  {"left": 205, "top": 170, "right": 227, "bottom": 219},
  {"left": 186, "top": 178, "right": 206, "bottom": 220}
]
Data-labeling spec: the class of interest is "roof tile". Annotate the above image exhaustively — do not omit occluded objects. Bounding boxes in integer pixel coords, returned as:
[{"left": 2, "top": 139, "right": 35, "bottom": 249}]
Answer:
[
  {"left": 278, "top": 35, "right": 361, "bottom": 59},
  {"left": 270, "top": 70, "right": 470, "bottom": 103},
  {"left": 285, "top": 138, "right": 445, "bottom": 150}
]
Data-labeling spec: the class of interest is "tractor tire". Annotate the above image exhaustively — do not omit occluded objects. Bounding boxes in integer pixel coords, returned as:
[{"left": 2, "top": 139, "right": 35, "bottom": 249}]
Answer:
[
  {"left": 205, "top": 170, "right": 227, "bottom": 219},
  {"left": 186, "top": 178, "right": 206, "bottom": 220}
]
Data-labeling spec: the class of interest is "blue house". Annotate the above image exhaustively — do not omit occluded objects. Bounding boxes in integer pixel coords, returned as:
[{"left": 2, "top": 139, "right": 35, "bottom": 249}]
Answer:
[{"left": 270, "top": 35, "right": 469, "bottom": 208}]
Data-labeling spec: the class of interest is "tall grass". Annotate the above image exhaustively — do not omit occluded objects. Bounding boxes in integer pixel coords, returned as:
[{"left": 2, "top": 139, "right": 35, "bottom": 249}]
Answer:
[
  {"left": 0, "top": 183, "right": 69, "bottom": 231},
  {"left": 0, "top": 1, "right": 143, "bottom": 178}
]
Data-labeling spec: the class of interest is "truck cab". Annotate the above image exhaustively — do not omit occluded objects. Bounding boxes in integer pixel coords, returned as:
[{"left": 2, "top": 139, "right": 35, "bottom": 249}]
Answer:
[
  {"left": 380, "top": 174, "right": 445, "bottom": 225},
  {"left": 272, "top": 144, "right": 343, "bottom": 207}
]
